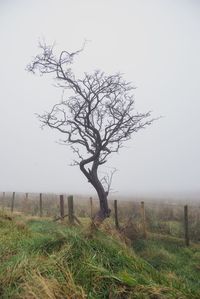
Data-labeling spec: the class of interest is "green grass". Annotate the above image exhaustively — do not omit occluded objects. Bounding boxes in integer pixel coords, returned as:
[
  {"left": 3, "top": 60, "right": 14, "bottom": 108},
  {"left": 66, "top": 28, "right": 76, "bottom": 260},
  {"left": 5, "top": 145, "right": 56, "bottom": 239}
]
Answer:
[
  {"left": 0, "top": 212, "right": 200, "bottom": 298},
  {"left": 133, "top": 234, "right": 200, "bottom": 297}
]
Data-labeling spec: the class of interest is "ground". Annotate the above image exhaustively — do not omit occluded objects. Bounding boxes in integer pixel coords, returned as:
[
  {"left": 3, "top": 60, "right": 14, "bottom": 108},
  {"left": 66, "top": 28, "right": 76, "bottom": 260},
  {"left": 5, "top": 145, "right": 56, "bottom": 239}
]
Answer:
[{"left": 0, "top": 211, "right": 200, "bottom": 298}]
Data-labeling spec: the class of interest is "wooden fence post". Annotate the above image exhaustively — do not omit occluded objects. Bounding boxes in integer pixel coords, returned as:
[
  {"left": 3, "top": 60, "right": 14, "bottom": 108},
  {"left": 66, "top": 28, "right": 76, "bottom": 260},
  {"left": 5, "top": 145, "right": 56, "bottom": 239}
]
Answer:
[
  {"left": 184, "top": 205, "right": 189, "bottom": 246},
  {"left": 2, "top": 192, "right": 5, "bottom": 211},
  {"left": 90, "top": 197, "right": 93, "bottom": 219},
  {"left": 114, "top": 199, "right": 119, "bottom": 229},
  {"left": 60, "top": 195, "right": 64, "bottom": 220},
  {"left": 24, "top": 193, "right": 28, "bottom": 213},
  {"left": 141, "top": 201, "right": 147, "bottom": 238},
  {"left": 39, "top": 193, "right": 43, "bottom": 217},
  {"left": 68, "top": 195, "right": 74, "bottom": 225},
  {"left": 11, "top": 192, "right": 15, "bottom": 213}
]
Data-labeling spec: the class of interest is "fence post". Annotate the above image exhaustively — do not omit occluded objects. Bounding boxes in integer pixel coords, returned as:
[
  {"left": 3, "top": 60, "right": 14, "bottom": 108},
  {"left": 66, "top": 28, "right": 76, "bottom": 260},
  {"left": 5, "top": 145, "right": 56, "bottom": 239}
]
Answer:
[
  {"left": 11, "top": 192, "right": 15, "bottom": 213},
  {"left": 2, "top": 192, "right": 5, "bottom": 211},
  {"left": 90, "top": 197, "right": 93, "bottom": 219},
  {"left": 68, "top": 195, "right": 74, "bottom": 225},
  {"left": 141, "top": 201, "right": 147, "bottom": 238},
  {"left": 60, "top": 195, "right": 64, "bottom": 220},
  {"left": 184, "top": 205, "right": 189, "bottom": 246},
  {"left": 39, "top": 193, "right": 43, "bottom": 217},
  {"left": 114, "top": 199, "right": 119, "bottom": 229},
  {"left": 24, "top": 193, "right": 28, "bottom": 213}
]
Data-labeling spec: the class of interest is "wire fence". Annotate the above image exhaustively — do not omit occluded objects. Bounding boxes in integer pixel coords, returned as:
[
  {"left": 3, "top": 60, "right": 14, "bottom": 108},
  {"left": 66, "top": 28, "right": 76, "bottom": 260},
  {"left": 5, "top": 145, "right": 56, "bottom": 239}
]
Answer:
[{"left": 0, "top": 191, "right": 200, "bottom": 245}]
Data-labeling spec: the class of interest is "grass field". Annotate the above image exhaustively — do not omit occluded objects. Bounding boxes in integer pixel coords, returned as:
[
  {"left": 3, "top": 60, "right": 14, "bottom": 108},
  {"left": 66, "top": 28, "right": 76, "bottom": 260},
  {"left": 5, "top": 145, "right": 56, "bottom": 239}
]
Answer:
[{"left": 0, "top": 211, "right": 200, "bottom": 298}]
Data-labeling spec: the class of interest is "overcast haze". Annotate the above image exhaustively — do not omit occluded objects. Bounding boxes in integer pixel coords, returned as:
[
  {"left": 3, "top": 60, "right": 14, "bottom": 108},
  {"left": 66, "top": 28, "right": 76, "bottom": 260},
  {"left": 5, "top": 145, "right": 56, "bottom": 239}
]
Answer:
[{"left": 0, "top": 0, "right": 200, "bottom": 198}]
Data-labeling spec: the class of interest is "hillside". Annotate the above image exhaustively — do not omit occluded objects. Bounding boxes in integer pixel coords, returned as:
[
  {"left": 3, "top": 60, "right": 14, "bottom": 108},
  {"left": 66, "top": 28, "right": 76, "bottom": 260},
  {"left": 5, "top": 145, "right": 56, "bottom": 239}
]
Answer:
[{"left": 0, "top": 212, "right": 200, "bottom": 298}]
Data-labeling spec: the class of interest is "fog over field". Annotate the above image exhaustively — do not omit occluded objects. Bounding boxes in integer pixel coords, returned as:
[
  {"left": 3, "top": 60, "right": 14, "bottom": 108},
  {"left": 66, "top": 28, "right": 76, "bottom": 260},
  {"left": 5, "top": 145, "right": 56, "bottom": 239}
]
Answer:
[{"left": 0, "top": 0, "right": 200, "bottom": 198}]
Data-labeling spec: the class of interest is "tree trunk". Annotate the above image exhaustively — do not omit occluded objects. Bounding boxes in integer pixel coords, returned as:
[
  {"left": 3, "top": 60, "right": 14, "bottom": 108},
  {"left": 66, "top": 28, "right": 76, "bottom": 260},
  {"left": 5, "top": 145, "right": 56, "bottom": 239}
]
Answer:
[
  {"left": 80, "top": 156, "right": 111, "bottom": 227},
  {"left": 94, "top": 191, "right": 110, "bottom": 223},
  {"left": 90, "top": 174, "right": 111, "bottom": 226}
]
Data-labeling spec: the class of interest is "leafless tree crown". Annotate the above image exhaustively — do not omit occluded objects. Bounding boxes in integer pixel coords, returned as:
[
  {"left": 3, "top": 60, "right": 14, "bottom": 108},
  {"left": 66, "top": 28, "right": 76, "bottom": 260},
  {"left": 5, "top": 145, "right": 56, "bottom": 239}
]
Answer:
[{"left": 27, "top": 42, "right": 154, "bottom": 198}]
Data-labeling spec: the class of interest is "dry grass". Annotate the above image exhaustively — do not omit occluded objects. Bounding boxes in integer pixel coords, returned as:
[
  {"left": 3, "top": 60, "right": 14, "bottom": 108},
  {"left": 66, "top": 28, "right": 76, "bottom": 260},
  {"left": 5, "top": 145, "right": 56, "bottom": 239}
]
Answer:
[
  {"left": 21, "top": 269, "right": 86, "bottom": 299},
  {"left": 0, "top": 211, "right": 200, "bottom": 298}
]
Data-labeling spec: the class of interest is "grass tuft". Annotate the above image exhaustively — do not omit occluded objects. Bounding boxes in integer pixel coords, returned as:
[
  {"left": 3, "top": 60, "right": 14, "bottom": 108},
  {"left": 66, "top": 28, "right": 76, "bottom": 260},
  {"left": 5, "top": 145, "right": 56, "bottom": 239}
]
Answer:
[{"left": 0, "top": 212, "right": 200, "bottom": 298}]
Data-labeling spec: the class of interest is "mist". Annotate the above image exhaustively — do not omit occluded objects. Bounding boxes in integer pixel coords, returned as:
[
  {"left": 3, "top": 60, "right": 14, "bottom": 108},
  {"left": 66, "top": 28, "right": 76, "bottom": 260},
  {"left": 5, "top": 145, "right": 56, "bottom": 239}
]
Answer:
[{"left": 0, "top": 0, "right": 200, "bottom": 199}]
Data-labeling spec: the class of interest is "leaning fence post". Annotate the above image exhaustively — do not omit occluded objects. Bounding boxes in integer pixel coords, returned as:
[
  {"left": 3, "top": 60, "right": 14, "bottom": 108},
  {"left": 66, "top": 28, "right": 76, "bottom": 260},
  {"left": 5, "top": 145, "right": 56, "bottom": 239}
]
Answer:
[
  {"left": 39, "top": 193, "right": 43, "bottom": 217},
  {"left": 90, "top": 197, "right": 93, "bottom": 219},
  {"left": 184, "top": 205, "right": 189, "bottom": 246},
  {"left": 114, "top": 199, "right": 119, "bottom": 229},
  {"left": 60, "top": 195, "right": 64, "bottom": 220},
  {"left": 11, "top": 192, "right": 15, "bottom": 213},
  {"left": 68, "top": 195, "right": 74, "bottom": 224},
  {"left": 141, "top": 201, "right": 147, "bottom": 238}
]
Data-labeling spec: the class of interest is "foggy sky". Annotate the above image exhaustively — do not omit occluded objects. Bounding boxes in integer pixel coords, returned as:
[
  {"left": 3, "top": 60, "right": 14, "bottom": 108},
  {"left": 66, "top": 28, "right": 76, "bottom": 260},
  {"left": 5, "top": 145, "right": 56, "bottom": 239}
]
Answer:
[{"left": 0, "top": 0, "right": 200, "bottom": 197}]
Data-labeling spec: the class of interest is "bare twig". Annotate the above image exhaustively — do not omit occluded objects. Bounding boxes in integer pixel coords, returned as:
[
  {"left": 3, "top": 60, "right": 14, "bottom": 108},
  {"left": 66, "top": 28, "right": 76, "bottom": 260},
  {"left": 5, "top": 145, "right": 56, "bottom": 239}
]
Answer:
[{"left": 27, "top": 42, "right": 155, "bottom": 222}]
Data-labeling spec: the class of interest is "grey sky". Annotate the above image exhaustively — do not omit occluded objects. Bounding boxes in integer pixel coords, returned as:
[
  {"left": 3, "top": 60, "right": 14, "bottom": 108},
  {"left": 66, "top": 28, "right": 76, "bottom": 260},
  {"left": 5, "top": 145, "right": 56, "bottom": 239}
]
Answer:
[{"left": 0, "top": 0, "right": 200, "bottom": 197}]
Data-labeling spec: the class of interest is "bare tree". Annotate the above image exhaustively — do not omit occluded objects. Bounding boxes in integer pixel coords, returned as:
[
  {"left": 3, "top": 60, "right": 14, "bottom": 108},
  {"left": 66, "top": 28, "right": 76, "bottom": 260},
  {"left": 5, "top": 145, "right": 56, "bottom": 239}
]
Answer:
[{"left": 27, "top": 42, "right": 154, "bottom": 224}]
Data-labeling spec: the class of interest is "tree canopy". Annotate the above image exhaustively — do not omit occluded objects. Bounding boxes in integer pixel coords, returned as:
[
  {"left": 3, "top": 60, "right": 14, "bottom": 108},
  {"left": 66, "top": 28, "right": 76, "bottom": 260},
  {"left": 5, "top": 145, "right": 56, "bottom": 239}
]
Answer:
[{"left": 27, "top": 42, "right": 154, "bottom": 223}]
